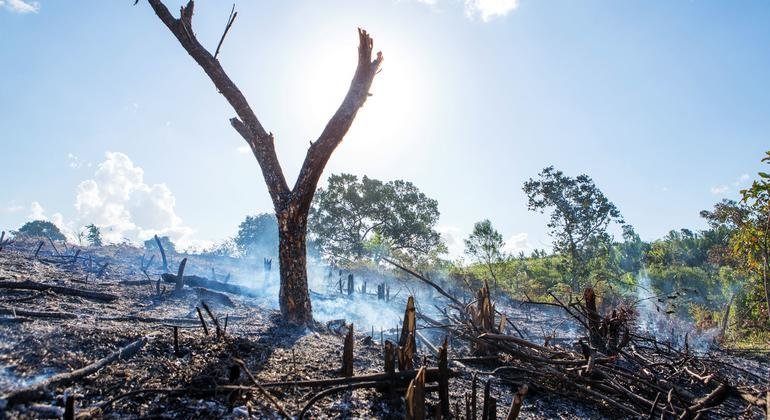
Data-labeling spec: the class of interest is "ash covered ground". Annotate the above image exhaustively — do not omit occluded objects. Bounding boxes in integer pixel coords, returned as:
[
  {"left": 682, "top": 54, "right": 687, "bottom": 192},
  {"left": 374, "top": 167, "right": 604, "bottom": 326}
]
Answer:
[{"left": 0, "top": 240, "right": 767, "bottom": 419}]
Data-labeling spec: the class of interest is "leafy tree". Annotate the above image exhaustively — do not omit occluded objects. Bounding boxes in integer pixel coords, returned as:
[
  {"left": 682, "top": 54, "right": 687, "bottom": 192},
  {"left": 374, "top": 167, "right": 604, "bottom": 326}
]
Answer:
[
  {"left": 616, "top": 225, "right": 647, "bottom": 273},
  {"left": 464, "top": 219, "right": 506, "bottom": 288},
  {"left": 144, "top": 235, "right": 177, "bottom": 255},
  {"left": 523, "top": 166, "right": 623, "bottom": 287},
  {"left": 234, "top": 213, "right": 279, "bottom": 257},
  {"left": 735, "top": 152, "right": 770, "bottom": 324},
  {"left": 698, "top": 152, "right": 770, "bottom": 327},
  {"left": 85, "top": 224, "right": 103, "bottom": 247},
  {"left": 16, "top": 220, "right": 65, "bottom": 241},
  {"left": 309, "top": 174, "right": 444, "bottom": 263}
]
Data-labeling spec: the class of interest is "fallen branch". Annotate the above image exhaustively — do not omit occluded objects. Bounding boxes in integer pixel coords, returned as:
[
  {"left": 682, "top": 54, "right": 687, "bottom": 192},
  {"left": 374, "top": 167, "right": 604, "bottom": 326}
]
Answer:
[
  {"left": 0, "top": 280, "right": 118, "bottom": 302},
  {"left": 0, "top": 307, "right": 78, "bottom": 319},
  {"left": 3, "top": 334, "right": 155, "bottom": 406}
]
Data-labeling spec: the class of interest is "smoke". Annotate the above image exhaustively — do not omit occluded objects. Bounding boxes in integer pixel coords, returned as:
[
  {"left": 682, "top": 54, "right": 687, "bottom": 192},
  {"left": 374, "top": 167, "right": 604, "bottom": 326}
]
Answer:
[{"left": 634, "top": 270, "right": 717, "bottom": 352}]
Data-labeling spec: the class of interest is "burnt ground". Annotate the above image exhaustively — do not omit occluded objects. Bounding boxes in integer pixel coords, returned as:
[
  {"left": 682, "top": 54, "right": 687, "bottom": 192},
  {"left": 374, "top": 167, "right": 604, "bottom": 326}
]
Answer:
[{"left": 0, "top": 240, "right": 767, "bottom": 419}]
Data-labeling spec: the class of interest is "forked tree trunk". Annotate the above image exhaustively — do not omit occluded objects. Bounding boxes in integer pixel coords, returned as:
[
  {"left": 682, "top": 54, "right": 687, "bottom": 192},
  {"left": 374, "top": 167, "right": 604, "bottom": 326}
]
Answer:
[
  {"left": 277, "top": 205, "right": 312, "bottom": 325},
  {"left": 145, "top": 0, "right": 382, "bottom": 326}
]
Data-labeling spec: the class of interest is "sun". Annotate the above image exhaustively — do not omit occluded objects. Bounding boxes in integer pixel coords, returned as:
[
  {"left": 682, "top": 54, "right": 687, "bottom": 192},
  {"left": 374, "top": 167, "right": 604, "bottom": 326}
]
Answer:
[{"left": 293, "top": 32, "right": 425, "bottom": 158}]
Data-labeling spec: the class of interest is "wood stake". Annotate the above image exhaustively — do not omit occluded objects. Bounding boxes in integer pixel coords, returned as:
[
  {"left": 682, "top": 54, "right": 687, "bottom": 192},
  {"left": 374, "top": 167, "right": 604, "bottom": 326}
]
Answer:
[
  {"left": 342, "top": 323, "right": 354, "bottom": 377},
  {"left": 405, "top": 367, "right": 426, "bottom": 420},
  {"left": 506, "top": 384, "right": 528, "bottom": 420},
  {"left": 196, "top": 306, "right": 209, "bottom": 336}
]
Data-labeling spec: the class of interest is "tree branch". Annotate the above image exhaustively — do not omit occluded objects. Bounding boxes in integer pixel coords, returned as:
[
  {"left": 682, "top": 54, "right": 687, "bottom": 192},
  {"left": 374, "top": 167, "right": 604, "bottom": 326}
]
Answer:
[
  {"left": 145, "top": 0, "right": 289, "bottom": 204},
  {"left": 293, "top": 28, "right": 384, "bottom": 206}
]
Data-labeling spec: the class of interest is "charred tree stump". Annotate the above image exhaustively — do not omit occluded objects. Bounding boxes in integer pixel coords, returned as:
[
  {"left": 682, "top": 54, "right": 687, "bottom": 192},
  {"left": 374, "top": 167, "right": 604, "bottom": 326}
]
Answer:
[
  {"left": 399, "top": 296, "right": 417, "bottom": 350},
  {"left": 466, "top": 393, "right": 472, "bottom": 420},
  {"left": 342, "top": 323, "right": 354, "bottom": 377},
  {"left": 154, "top": 234, "right": 169, "bottom": 272},
  {"left": 384, "top": 340, "right": 396, "bottom": 374},
  {"left": 33, "top": 241, "right": 44, "bottom": 258},
  {"left": 172, "top": 326, "right": 180, "bottom": 356},
  {"left": 347, "top": 274, "right": 354, "bottom": 296},
  {"left": 263, "top": 258, "right": 272, "bottom": 283},
  {"left": 196, "top": 306, "right": 209, "bottom": 336},
  {"left": 397, "top": 333, "right": 415, "bottom": 371},
  {"left": 64, "top": 393, "right": 75, "bottom": 420},
  {"left": 174, "top": 258, "right": 188, "bottom": 293},
  {"left": 584, "top": 288, "right": 603, "bottom": 351},
  {"left": 200, "top": 300, "right": 222, "bottom": 338},
  {"left": 482, "top": 380, "right": 496, "bottom": 420},
  {"left": 506, "top": 384, "right": 528, "bottom": 420},
  {"left": 405, "top": 367, "right": 426, "bottom": 420},
  {"left": 438, "top": 336, "right": 450, "bottom": 418},
  {"left": 0, "top": 231, "right": 12, "bottom": 252}
]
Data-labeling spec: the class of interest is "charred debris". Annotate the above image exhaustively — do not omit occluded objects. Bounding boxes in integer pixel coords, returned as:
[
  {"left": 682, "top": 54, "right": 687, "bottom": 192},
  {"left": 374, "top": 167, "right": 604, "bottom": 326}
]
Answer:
[{"left": 0, "top": 238, "right": 768, "bottom": 419}]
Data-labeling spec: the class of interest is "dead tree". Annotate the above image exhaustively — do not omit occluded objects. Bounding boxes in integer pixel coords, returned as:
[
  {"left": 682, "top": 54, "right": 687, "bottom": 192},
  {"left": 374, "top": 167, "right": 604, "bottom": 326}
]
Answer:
[{"left": 143, "top": 0, "right": 383, "bottom": 325}]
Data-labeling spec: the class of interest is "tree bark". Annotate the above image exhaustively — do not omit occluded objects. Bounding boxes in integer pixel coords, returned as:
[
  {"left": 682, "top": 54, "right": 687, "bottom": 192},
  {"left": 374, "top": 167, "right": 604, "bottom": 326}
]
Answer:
[{"left": 277, "top": 204, "right": 313, "bottom": 325}]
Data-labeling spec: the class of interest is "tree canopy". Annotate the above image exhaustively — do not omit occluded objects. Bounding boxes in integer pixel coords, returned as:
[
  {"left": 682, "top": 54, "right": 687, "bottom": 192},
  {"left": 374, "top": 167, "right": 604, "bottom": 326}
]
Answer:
[
  {"left": 144, "top": 235, "right": 176, "bottom": 255},
  {"left": 523, "top": 166, "right": 623, "bottom": 286},
  {"left": 86, "top": 224, "right": 103, "bottom": 247},
  {"left": 309, "top": 173, "right": 444, "bottom": 263},
  {"left": 464, "top": 219, "right": 506, "bottom": 287},
  {"left": 234, "top": 213, "right": 279, "bottom": 257},
  {"left": 16, "top": 220, "right": 66, "bottom": 241}
]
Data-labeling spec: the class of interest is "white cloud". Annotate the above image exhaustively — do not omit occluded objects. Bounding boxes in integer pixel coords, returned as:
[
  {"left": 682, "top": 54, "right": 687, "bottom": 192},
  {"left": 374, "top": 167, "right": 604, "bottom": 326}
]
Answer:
[
  {"left": 733, "top": 173, "right": 750, "bottom": 187},
  {"left": 67, "top": 153, "right": 84, "bottom": 169},
  {"left": 502, "top": 232, "right": 532, "bottom": 255},
  {"left": 24, "top": 201, "right": 70, "bottom": 238},
  {"left": 28, "top": 201, "right": 45, "bottom": 220},
  {"left": 437, "top": 225, "right": 464, "bottom": 259},
  {"left": 0, "top": 0, "right": 40, "bottom": 13},
  {"left": 464, "top": 0, "right": 518, "bottom": 21},
  {"left": 236, "top": 145, "right": 251, "bottom": 154},
  {"left": 710, "top": 185, "right": 729, "bottom": 195},
  {"left": 2, "top": 200, "right": 24, "bottom": 213},
  {"left": 413, "top": 0, "right": 518, "bottom": 21},
  {"left": 70, "top": 152, "right": 206, "bottom": 250}
]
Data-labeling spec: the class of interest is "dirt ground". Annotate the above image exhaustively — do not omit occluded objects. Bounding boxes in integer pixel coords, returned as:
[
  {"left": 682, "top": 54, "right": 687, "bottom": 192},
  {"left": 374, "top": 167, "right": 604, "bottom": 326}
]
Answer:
[{"left": 0, "top": 240, "right": 766, "bottom": 419}]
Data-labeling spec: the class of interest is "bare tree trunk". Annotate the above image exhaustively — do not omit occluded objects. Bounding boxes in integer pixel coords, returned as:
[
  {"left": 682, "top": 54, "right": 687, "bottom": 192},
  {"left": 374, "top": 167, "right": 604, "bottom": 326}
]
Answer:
[{"left": 277, "top": 205, "right": 312, "bottom": 325}]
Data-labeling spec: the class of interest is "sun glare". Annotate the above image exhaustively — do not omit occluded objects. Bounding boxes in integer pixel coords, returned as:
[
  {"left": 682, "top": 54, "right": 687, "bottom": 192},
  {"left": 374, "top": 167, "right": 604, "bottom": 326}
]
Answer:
[{"left": 295, "top": 34, "right": 423, "bottom": 158}]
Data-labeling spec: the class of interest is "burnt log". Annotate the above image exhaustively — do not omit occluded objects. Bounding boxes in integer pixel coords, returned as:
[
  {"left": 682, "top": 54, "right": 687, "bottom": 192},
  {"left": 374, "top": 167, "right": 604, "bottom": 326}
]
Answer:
[
  {"left": 0, "top": 280, "right": 118, "bottom": 302},
  {"left": 162, "top": 273, "right": 260, "bottom": 297}
]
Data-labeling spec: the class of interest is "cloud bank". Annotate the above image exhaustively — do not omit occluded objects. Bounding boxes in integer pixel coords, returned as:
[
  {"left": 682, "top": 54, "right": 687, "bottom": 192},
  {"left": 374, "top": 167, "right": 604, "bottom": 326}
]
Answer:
[
  {"left": 27, "top": 152, "right": 207, "bottom": 251},
  {"left": 0, "top": 0, "right": 39, "bottom": 13}
]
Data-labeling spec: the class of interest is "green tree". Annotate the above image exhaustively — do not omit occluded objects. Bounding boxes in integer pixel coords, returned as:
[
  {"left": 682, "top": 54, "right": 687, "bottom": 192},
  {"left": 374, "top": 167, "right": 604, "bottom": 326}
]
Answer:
[
  {"left": 16, "top": 220, "right": 65, "bottom": 241},
  {"left": 144, "top": 235, "right": 177, "bottom": 255},
  {"left": 309, "top": 174, "right": 444, "bottom": 263},
  {"left": 616, "top": 224, "right": 647, "bottom": 273},
  {"left": 85, "top": 224, "right": 103, "bottom": 247},
  {"left": 234, "top": 213, "right": 279, "bottom": 257},
  {"left": 464, "top": 219, "right": 506, "bottom": 288},
  {"left": 735, "top": 152, "right": 770, "bottom": 324},
  {"left": 523, "top": 166, "right": 623, "bottom": 288}
]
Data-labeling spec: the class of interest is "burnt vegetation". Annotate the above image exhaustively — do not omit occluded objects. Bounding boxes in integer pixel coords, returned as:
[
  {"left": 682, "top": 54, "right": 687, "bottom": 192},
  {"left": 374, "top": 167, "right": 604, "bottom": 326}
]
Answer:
[{"left": 0, "top": 1, "right": 769, "bottom": 419}]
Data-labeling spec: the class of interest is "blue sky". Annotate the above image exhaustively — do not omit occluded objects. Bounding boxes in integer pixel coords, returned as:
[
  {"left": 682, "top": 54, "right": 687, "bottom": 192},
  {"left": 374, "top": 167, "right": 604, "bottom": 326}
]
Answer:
[{"left": 0, "top": 0, "right": 768, "bottom": 256}]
